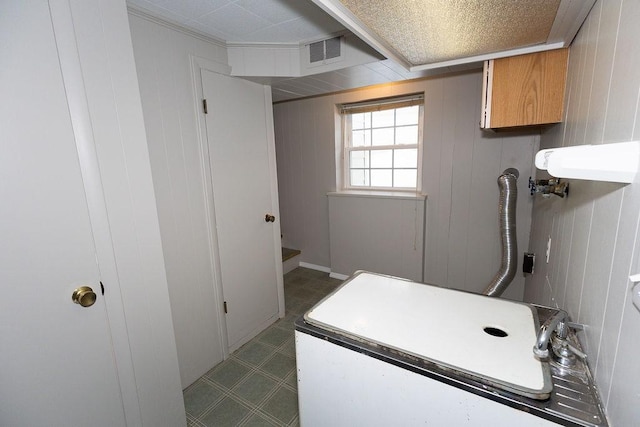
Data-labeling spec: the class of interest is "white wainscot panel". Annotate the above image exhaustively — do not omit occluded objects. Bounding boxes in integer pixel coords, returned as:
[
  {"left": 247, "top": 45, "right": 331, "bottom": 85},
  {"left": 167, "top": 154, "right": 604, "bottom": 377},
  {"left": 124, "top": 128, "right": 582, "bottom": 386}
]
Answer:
[{"left": 328, "top": 192, "right": 426, "bottom": 281}]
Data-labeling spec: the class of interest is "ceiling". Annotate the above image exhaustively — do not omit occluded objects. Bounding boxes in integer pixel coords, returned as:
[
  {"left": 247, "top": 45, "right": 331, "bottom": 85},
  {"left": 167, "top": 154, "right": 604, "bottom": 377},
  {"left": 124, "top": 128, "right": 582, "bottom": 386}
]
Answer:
[
  {"left": 126, "top": 0, "right": 346, "bottom": 43},
  {"left": 312, "top": 0, "right": 595, "bottom": 71},
  {"left": 253, "top": 58, "right": 477, "bottom": 103},
  {"left": 127, "top": 0, "right": 594, "bottom": 102},
  {"left": 327, "top": 0, "right": 561, "bottom": 67}
]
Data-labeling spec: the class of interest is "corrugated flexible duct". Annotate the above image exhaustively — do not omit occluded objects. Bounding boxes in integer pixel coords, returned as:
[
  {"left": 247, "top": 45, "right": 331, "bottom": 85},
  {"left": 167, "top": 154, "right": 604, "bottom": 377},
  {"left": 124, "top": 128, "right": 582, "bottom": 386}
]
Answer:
[{"left": 483, "top": 168, "right": 519, "bottom": 297}]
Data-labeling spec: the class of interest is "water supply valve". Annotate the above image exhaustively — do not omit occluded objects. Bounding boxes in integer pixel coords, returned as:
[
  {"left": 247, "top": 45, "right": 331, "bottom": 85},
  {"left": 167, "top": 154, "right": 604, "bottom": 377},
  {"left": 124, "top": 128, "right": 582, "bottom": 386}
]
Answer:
[{"left": 529, "top": 177, "right": 569, "bottom": 198}]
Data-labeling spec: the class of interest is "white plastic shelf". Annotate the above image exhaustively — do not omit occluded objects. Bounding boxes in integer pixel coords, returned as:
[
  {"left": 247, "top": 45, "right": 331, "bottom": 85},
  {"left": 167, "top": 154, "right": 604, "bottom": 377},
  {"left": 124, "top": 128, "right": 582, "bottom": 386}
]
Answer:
[{"left": 535, "top": 141, "right": 640, "bottom": 183}]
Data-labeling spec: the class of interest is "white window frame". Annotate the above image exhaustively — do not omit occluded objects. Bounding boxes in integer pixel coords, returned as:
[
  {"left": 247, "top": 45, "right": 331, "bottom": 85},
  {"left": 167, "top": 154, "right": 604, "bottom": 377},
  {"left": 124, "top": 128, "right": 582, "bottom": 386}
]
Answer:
[{"left": 340, "top": 94, "right": 424, "bottom": 192}]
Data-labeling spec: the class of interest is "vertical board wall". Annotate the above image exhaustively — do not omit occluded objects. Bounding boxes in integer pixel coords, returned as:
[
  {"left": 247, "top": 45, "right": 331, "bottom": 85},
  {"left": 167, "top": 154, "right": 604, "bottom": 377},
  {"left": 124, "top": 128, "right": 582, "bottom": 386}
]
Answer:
[
  {"left": 274, "top": 71, "right": 538, "bottom": 300},
  {"left": 525, "top": 1, "right": 640, "bottom": 425},
  {"left": 328, "top": 194, "right": 426, "bottom": 281},
  {"left": 129, "top": 13, "right": 229, "bottom": 388}
]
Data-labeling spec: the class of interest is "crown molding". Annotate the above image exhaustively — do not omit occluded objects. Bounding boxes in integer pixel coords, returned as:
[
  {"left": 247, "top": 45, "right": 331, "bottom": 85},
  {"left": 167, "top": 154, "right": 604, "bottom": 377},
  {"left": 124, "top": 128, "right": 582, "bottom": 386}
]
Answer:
[
  {"left": 127, "top": 5, "right": 227, "bottom": 48},
  {"left": 226, "top": 41, "right": 299, "bottom": 49}
]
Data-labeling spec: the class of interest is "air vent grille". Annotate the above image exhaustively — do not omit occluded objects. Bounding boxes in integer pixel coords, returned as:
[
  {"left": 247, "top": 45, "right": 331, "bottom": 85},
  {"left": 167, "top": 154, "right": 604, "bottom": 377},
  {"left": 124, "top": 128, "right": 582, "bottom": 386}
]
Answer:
[
  {"left": 309, "top": 36, "right": 341, "bottom": 63},
  {"left": 325, "top": 37, "right": 341, "bottom": 59},
  {"left": 309, "top": 41, "right": 325, "bottom": 63}
]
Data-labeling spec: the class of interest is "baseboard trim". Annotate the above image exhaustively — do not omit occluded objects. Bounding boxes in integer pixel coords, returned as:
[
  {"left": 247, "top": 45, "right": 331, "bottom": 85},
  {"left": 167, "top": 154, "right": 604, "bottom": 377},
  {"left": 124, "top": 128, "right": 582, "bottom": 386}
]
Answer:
[
  {"left": 298, "top": 262, "right": 331, "bottom": 273},
  {"left": 297, "top": 262, "right": 349, "bottom": 280},
  {"left": 329, "top": 272, "right": 349, "bottom": 280}
]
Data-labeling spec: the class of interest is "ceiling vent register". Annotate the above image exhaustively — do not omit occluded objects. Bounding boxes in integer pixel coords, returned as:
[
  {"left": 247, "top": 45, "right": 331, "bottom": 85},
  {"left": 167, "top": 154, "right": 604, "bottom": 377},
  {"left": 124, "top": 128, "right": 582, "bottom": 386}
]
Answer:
[{"left": 309, "top": 36, "right": 342, "bottom": 63}]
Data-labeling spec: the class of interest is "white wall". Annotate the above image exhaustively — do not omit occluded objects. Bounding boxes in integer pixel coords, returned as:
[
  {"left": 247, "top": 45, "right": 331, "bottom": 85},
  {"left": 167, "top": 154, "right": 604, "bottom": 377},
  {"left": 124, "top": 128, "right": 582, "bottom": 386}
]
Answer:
[
  {"left": 274, "top": 72, "right": 538, "bottom": 300},
  {"left": 525, "top": 1, "right": 640, "bottom": 425},
  {"left": 328, "top": 194, "right": 426, "bottom": 281},
  {"left": 128, "top": 12, "right": 228, "bottom": 388}
]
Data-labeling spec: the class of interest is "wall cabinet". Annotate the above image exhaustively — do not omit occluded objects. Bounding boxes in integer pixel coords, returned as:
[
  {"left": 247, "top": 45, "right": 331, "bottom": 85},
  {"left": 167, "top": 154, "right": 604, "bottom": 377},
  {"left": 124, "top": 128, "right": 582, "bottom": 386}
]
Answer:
[{"left": 481, "top": 48, "right": 569, "bottom": 129}]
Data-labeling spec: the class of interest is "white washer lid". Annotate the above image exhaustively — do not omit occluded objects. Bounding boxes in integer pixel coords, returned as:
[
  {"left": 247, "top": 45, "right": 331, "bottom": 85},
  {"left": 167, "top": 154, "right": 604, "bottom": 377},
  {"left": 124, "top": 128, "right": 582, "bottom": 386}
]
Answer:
[{"left": 305, "top": 271, "right": 551, "bottom": 397}]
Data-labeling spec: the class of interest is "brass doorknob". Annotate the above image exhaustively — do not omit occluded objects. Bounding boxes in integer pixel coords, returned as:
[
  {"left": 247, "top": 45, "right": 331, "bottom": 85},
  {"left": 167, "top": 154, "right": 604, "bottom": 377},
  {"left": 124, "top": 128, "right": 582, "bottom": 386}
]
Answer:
[
  {"left": 72, "top": 286, "right": 97, "bottom": 308},
  {"left": 265, "top": 214, "right": 276, "bottom": 223}
]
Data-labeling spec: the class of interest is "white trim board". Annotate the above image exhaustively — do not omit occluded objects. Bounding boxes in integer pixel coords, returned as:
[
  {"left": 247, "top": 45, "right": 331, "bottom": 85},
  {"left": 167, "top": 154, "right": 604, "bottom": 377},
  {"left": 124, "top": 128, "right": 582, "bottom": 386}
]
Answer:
[
  {"left": 297, "top": 262, "right": 349, "bottom": 281},
  {"left": 128, "top": 5, "right": 226, "bottom": 47},
  {"left": 299, "top": 262, "right": 332, "bottom": 273},
  {"left": 190, "top": 55, "right": 231, "bottom": 360}
]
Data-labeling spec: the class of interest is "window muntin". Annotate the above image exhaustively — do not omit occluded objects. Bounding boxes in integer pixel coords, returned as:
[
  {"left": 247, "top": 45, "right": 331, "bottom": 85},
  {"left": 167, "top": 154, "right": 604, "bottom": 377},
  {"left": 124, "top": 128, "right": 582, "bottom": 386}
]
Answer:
[{"left": 342, "top": 98, "right": 423, "bottom": 191}]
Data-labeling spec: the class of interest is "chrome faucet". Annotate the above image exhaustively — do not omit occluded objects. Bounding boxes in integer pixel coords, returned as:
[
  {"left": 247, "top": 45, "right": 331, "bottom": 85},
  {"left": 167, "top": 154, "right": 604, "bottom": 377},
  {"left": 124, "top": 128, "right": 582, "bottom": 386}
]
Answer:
[
  {"left": 533, "top": 310, "right": 569, "bottom": 359},
  {"left": 533, "top": 310, "right": 587, "bottom": 364}
]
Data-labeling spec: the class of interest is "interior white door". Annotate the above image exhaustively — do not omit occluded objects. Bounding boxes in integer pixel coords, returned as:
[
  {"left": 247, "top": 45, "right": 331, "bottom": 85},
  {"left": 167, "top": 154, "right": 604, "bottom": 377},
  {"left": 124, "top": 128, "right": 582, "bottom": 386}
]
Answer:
[
  {"left": 202, "top": 70, "right": 280, "bottom": 350},
  {"left": 0, "top": 2, "right": 126, "bottom": 425}
]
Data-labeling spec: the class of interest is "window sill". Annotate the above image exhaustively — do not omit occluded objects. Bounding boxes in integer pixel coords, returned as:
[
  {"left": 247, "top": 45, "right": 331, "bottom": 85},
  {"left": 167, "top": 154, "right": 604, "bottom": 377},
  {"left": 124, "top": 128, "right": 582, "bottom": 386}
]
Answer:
[{"left": 327, "top": 190, "right": 427, "bottom": 201}]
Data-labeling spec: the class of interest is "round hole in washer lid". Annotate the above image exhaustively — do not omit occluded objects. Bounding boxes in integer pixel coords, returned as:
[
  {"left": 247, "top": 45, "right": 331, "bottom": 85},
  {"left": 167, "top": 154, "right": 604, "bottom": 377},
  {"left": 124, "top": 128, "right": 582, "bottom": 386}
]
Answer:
[{"left": 483, "top": 326, "right": 508, "bottom": 337}]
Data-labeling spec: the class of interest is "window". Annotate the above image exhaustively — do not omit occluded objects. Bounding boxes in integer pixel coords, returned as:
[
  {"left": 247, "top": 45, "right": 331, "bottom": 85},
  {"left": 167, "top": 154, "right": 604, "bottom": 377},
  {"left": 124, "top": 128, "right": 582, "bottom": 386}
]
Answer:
[{"left": 341, "top": 94, "right": 423, "bottom": 191}]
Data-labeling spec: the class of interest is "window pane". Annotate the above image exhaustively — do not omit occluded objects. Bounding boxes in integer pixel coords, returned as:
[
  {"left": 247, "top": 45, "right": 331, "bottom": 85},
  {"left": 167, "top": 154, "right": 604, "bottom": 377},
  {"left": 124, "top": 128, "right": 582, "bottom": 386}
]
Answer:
[
  {"left": 343, "top": 99, "right": 422, "bottom": 191},
  {"left": 351, "top": 112, "right": 370, "bottom": 130},
  {"left": 394, "top": 148, "right": 417, "bottom": 168},
  {"left": 395, "top": 105, "right": 419, "bottom": 126},
  {"left": 351, "top": 129, "right": 371, "bottom": 147},
  {"left": 371, "top": 127, "right": 394, "bottom": 146},
  {"left": 350, "top": 150, "right": 369, "bottom": 168},
  {"left": 395, "top": 125, "right": 418, "bottom": 145},
  {"left": 371, "top": 149, "right": 392, "bottom": 168},
  {"left": 350, "top": 169, "right": 369, "bottom": 186},
  {"left": 394, "top": 169, "right": 417, "bottom": 188},
  {"left": 371, "top": 169, "right": 392, "bottom": 187},
  {"left": 371, "top": 109, "right": 394, "bottom": 128}
]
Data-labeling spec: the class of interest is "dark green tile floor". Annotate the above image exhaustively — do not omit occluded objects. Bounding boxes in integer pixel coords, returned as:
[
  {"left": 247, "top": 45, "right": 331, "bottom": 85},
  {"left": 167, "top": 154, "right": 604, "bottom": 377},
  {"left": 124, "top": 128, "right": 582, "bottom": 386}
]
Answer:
[{"left": 184, "top": 267, "right": 343, "bottom": 427}]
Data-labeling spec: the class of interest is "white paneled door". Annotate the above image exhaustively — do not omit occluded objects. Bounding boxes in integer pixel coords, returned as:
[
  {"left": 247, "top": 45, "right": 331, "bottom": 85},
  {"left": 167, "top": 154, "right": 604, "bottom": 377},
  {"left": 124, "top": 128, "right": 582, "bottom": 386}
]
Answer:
[
  {"left": 202, "top": 70, "right": 282, "bottom": 350},
  {"left": 0, "top": 1, "right": 127, "bottom": 426}
]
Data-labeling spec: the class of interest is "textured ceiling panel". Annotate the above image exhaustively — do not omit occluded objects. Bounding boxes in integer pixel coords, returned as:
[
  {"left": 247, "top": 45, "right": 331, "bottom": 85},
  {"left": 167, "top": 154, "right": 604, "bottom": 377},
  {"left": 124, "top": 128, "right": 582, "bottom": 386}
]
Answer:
[
  {"left": 338, "top": 0, "right": 561, "bottom": 65},
  {"left": 193, "top": 3, "right": 272, "bottom": 38},
  {"left": 127, "top": 0, "right": 346, "bottom": 43}
]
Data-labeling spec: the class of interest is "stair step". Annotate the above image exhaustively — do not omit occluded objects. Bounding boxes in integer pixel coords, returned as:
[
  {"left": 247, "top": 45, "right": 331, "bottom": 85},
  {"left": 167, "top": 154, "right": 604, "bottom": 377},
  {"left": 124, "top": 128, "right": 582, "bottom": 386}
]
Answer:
[{"left": 282, "top": 247, "right": 301, "bottom": 262}]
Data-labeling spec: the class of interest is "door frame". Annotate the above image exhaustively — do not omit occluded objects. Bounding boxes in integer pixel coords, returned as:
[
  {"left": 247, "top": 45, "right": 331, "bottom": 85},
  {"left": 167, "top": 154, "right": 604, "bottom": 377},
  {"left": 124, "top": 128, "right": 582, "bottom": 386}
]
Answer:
[
  {"left": 190, "top": 55, "right": 285, "bottom": 357},
  {"left": 190, "top": 56, "right": 233, "bottom": 358},
  {"left": 49, "top": 0, "right": 185, "bottom": 425}
]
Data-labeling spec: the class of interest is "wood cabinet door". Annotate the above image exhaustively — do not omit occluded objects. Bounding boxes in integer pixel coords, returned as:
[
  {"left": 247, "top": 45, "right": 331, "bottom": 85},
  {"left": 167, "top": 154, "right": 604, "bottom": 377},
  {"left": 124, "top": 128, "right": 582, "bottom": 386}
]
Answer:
[{"left": 487, "top": 49, "right": 568, "bottom": 128}]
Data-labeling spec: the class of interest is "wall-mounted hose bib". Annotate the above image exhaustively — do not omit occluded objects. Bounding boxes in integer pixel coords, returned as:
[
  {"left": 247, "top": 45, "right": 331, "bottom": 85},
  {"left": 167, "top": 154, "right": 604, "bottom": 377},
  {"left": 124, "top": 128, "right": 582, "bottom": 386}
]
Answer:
[{"left": 483, "top": 168, "right": 519, "bottom": 297}]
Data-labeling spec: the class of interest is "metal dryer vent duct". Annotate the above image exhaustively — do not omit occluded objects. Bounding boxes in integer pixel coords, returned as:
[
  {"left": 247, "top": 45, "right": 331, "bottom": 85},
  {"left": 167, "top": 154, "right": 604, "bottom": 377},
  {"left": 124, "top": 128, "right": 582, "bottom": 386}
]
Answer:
[{"left": 483, "top": 168, "right": 519, "bottom": 297}]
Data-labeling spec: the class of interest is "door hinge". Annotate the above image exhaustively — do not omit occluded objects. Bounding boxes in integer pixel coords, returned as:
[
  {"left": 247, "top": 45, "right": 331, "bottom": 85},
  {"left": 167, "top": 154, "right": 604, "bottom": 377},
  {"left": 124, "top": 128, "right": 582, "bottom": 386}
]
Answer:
[
  {"left": 223, "top": 301, "right": 228, "bottom": 314},
  {"left": 203, "top": 99, "right": 208, "bottom": 114},
  {"left": 100, "top": 281, "right": 105, "bottom": 295}
]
